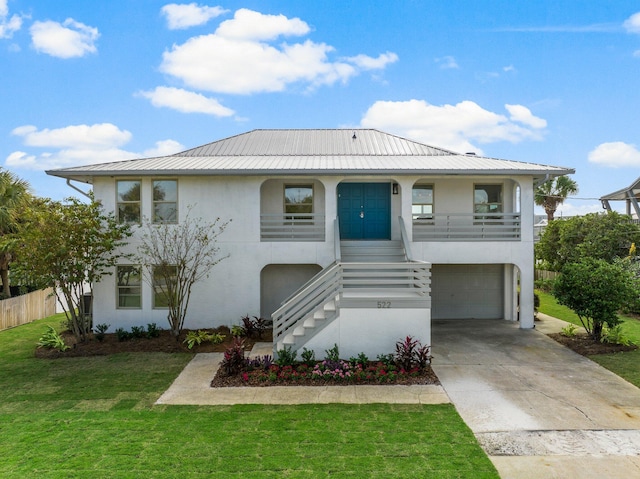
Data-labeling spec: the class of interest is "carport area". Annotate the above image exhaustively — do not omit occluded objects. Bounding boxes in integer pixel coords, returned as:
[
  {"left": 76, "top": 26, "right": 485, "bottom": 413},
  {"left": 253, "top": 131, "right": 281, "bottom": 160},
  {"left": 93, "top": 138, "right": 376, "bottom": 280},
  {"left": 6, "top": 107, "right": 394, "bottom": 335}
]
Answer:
[{"left": 431, "top": 317, "right": 640, "bottom": 478}]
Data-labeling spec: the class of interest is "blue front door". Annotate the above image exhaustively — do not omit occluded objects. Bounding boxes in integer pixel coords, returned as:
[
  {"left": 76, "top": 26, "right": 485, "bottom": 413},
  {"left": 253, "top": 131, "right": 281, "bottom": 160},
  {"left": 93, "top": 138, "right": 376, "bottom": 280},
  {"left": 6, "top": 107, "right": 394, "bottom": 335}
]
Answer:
[{"left": 338, "top": 183, "right": 391, "bottom": 240}]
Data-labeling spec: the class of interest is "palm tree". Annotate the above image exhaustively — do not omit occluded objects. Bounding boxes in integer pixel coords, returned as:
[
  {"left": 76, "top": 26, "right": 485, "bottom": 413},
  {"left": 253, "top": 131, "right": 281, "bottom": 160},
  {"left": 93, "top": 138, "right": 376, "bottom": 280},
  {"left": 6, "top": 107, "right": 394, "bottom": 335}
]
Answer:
[
  {"left": 0, "top": 169, "right": 31, "bottom": 297},
  {"left": 535, "top": 175, "right": 578, "bottom": 221}
]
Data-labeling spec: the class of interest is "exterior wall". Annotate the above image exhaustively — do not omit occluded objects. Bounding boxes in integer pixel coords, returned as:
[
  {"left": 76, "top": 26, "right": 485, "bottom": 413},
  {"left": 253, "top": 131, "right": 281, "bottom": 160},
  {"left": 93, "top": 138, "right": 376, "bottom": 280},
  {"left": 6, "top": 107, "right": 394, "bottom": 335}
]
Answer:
[
  {"left": 90, "top": 173, "right": 535, "bottom": 332},
  {"left": 302, "top": 307, "right": 431, "bottom": 359}
]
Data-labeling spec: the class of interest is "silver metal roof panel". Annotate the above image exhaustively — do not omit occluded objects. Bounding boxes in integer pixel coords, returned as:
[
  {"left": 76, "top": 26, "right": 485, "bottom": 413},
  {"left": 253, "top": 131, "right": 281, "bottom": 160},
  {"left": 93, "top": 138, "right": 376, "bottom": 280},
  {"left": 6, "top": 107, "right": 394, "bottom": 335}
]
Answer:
[{"left": 47, "top": 129, "right": 574, "bottom": 182}]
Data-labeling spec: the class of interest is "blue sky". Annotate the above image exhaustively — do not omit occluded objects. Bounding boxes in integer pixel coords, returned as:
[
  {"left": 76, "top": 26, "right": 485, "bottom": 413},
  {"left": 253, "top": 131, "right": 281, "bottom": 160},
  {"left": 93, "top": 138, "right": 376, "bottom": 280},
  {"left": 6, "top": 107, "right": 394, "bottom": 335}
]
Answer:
[{"left": 1, "top": 0, "right": 640, "bottom": 216}]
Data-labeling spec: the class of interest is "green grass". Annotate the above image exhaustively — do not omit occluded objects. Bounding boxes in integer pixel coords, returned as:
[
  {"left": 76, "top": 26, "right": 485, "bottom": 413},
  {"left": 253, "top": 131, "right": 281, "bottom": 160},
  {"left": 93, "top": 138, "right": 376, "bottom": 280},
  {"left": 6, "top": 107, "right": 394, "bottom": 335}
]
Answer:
[
  {"left": 0, "top": 316, "right": 498, "bottom": 478},
  {"left": 537, "top": 289, "right": 640, "bottom": 389}
]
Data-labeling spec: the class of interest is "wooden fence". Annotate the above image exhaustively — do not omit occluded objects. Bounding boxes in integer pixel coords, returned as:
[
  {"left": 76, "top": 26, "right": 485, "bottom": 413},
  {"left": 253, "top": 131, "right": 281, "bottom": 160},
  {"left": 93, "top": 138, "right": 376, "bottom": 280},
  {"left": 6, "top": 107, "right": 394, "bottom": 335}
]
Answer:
[
  {"left": 0, "top": 288, "right": 57, "bottom": 331},
  {"left": 535, "top": 270, "right": 560, "bottom": 281}
]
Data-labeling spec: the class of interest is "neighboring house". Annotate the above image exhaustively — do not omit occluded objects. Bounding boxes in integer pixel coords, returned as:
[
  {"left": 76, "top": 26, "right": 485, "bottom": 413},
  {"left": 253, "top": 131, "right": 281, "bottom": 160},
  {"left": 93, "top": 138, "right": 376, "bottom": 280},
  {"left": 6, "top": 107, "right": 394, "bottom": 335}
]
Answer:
[
  {"left": 47, "top": 129, "right": 573, "bottom": 358},
  {"left": 601, "top": 176, "right": 640, "bottom": 220}
]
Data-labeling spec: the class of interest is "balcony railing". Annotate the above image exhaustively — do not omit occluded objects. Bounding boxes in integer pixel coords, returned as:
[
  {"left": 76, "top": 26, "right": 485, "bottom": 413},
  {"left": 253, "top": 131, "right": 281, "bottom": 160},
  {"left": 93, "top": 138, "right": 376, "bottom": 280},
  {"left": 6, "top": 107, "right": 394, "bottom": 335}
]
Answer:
[
  {"left": 413, "top": 212, "right": 521, "bottom": 241},
  {"left": 261, "top": 214, "right": 325, "bottom": 241}
]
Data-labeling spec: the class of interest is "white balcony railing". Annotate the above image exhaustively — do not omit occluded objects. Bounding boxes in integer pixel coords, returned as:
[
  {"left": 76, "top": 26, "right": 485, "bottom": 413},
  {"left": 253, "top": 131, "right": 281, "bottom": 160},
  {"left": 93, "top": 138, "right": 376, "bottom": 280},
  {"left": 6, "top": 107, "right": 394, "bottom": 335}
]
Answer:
[
  {"left": 261, "top": 214, "right": 325, "bottom": 241},
  {"left": 413, "top": 212, "right": 521, "bottom": 241}
]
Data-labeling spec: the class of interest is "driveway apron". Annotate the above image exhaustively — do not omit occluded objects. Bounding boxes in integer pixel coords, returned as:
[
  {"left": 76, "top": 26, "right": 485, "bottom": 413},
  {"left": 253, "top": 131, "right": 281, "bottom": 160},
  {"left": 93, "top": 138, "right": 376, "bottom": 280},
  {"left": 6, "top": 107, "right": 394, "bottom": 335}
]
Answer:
[{"left": 431, "top": 317, "right": 640, "bottom": 478}]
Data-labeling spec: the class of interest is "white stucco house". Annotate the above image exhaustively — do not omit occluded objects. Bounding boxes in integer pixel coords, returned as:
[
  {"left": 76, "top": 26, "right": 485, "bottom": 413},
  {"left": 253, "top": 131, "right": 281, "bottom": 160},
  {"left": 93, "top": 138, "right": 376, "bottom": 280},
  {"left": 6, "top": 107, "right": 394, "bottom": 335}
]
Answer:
[{"left": 47, "top": 129, "right": 573, "bottom": 358}]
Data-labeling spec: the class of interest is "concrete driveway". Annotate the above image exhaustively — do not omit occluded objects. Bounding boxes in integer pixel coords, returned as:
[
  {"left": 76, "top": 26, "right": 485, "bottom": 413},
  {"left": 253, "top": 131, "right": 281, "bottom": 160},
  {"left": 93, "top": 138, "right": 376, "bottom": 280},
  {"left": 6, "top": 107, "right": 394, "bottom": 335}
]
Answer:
[{"left": 431, "top": 316, "right": 640, "bottom": 479}]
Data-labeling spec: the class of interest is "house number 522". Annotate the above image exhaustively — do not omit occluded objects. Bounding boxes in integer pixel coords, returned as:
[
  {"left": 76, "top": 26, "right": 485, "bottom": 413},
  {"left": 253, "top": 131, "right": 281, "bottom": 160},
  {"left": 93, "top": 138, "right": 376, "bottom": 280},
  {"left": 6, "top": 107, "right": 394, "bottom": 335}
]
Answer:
[{"left": 377, "top": 301, "right": 391, "bottom": 308}]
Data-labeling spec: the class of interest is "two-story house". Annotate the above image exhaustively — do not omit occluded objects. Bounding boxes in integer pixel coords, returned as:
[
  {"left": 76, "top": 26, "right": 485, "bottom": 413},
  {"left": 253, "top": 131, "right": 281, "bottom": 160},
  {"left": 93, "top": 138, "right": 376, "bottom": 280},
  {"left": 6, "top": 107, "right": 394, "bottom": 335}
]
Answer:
[{"left": 47, "top": 129, "right": 573, "bottom": 358}]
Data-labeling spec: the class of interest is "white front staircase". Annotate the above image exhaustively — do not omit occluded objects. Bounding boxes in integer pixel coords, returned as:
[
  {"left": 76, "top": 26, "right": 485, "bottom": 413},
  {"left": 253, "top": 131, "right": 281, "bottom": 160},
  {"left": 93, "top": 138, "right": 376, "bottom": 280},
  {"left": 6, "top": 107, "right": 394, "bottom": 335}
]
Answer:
[{"left": 272, "top": 240, "right": 430, "bottom": 356}]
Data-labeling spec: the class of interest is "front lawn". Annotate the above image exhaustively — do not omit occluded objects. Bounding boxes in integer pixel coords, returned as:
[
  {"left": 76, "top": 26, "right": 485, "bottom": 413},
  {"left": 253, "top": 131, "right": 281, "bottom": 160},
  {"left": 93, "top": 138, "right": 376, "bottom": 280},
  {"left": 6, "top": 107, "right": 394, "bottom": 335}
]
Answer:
[
  {"left": 537, "top": 289, "right": 640, "bottom": 389},
  {"left": 0, "top": 316, "right": 498, "bottom": 478}
]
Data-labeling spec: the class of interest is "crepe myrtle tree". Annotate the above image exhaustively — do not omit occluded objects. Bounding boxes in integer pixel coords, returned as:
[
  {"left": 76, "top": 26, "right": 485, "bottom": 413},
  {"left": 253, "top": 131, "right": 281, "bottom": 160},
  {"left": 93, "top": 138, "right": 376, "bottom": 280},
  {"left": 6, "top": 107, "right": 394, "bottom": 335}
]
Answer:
[
  {"left": 553, "top": 258, "right": 637, "bottom": 342},
  {"left": 135, "top": 207, "right": 230, "bottom": 337},
  {"left": 13, "top": 196, "right": 132, "bottom": 341}
]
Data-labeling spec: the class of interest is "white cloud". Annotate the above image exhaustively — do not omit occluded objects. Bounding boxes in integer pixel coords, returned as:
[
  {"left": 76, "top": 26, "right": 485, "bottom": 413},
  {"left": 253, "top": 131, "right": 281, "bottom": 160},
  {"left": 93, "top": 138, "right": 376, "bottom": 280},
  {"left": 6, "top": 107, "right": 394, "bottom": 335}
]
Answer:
[
  {"left": 30, "top": 18, "right": 99, "bottom": 58},
  {"left": 12, "top": 123, "right": 131, "bottom": 148},
  {"left": 0, "top": 0, "right": 22, "bottom": 39},
  {"left": 588, "top": 141, "right": 640, "bottom": 167},
  {"left": 143, "top": 139, "right": 185, "bottom": 157},
  {"left": 345, "top": 52, "right": 398, "bottom": 70},
  {"left": 216, "top": 8, "right": 309, "bottom": 41},
  {"left": 505, "top": 104, "right": 547, "bottom": 129},
  {"left": 360, "top": 99, "right": 547, "bottom": 153},
  {"left": 6, "top": 123, "right": 183, "bottom": 170},
  {"left": 435, "top": 55, "right": 459, "bottom": 69},
  {"left": 161, "top": 3, "right": 227, "bottom": 30},
  {"left": 160, "top": 8, "right": 396, "bottom": 95},
  {"left": 623, "top": 12, "right": 640, "bottom": 34},
  {"left": 139, "top": 86, "right": 235, "bottom": 116}
]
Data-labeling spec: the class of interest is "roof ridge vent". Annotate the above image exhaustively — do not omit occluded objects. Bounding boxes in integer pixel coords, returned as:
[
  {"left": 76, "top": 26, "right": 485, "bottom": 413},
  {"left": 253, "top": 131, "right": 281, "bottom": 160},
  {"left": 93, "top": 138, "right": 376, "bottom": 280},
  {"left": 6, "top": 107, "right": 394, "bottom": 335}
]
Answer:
[{"left": 466, "top": 152, "right": 476, "bottom": 156}]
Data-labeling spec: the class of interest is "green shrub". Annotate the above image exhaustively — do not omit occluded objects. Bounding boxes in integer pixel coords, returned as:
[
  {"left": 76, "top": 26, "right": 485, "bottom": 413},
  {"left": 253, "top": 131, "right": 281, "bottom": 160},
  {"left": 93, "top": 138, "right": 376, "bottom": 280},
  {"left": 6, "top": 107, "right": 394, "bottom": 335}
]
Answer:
[
  {"left": 115, "top": 327, "right": 131, "bottom": 342},
  {"left": 94, "top": 323, "right": 110, "bottom": 342},
  {"left": 275, "top": 345, "right": 297, "bottom": 366},
  {"left": 130, "top": 325, "right": 146, "bottom": 338},
  {"left": 183, "top": 330, "right": 226, "bottom": 350},
  {"left": 554, "top": 258, "right": 637, "bottom": 341},
  {"left": 301, "top": 347, "right": 315, "bottom": 366},
  {"left": 560, "top": 323, "right": 577, "bottom": 338},
  {"left": 325, "top": 344, "right": 340, "bottom": 362},
  {"left": 37, "top": 326, "right": 69, "bottom": 351},
  {"left": 146, "top": 323, "right": 161, "bottom": 338},
  {"left": 601, "top": 325, "right": 634, "bottom": 346}
]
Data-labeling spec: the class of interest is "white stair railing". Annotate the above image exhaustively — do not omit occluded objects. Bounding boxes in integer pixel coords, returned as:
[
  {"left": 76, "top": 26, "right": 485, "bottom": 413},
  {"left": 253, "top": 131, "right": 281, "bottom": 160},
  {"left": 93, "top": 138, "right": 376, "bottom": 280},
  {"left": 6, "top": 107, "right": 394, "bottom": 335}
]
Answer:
[{"left": 272, "top": 261, "right": 431, "bottom": 353}]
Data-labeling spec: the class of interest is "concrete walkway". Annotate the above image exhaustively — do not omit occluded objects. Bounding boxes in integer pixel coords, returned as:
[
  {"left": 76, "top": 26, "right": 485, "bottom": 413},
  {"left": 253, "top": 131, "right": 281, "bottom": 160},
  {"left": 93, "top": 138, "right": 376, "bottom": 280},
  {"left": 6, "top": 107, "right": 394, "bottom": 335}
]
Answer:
[
  {"left": 155, "top": 346, "right": 448, "bottom": 405},
  {"left": 156, "top": 315, "right": 640, "bottom": 478},
  {"left": 432, "top": 316, "right": 640, "bottom": 478}
]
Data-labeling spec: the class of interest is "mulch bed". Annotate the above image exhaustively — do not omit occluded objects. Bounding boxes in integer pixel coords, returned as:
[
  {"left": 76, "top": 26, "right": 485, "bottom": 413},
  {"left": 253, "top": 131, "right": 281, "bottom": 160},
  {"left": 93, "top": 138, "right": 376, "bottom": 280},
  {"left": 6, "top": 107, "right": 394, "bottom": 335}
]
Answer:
[
  {"left": 210, "top": 366, "right": 440, "bottom": 388},
  {"left": 547, "top": 332, "right": 637, "bottom": 356},
  {"left": 34, "top": 326, "right": 269, "bottom": 359}
]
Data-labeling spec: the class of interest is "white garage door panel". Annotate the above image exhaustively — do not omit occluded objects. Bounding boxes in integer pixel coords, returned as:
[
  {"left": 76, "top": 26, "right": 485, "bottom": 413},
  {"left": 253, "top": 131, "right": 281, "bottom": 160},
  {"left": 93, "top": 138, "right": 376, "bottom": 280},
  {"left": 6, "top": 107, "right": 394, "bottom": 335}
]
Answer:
[{"left": 431, "top": 264, "right": 503, "bottom": 319}]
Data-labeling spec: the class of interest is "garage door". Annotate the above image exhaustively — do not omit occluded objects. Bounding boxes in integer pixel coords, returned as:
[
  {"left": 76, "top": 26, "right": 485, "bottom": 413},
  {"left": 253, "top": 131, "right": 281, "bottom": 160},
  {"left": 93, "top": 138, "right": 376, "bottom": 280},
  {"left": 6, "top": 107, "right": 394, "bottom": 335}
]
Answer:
[{"left": 431, "top": 264, "right": 504, "bottom": 319}]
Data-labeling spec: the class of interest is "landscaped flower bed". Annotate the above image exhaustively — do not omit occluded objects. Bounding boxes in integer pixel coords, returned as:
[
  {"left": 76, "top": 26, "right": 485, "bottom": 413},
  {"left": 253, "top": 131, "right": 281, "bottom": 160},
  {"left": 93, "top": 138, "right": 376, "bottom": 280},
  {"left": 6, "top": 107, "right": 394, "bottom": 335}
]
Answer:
[{"left": 211, "top": 336, "right": 439, "bottom": 387}]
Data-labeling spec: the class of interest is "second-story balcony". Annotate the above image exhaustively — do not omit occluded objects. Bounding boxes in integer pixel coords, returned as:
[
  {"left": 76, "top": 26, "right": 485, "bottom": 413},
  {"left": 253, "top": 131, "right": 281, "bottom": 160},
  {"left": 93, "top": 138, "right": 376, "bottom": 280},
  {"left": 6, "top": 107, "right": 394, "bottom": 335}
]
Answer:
[
  {"left": 261, "top": 213, "right": 326, "bottom": 241},
  {"left": 413, "top": 212, "right": 521, "bottom": 241}
]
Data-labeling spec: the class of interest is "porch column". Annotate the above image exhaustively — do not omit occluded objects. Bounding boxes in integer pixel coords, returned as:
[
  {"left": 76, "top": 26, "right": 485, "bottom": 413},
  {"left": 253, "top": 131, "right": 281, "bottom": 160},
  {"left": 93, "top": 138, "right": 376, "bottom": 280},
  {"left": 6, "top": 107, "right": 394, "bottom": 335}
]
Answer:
[
  {"left": 399, "top": 179, "right": 414, "bottom": 240},
  {"left": 323, "top": 178, "right": 339, "bottom": 243},
  {"left": 519, "top": 264, "right": 535, "bottom": 328}
]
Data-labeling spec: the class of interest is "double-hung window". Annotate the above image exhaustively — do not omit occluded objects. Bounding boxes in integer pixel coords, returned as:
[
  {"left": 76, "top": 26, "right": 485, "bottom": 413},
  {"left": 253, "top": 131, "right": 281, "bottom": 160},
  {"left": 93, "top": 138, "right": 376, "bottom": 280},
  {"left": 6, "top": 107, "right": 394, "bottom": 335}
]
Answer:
[
  {"left": 117, "top": 265, "right": 142, "bottom": 308},
  {"left": 153, "top": 180, "right": 178, "bottom": 224},
  {"left": 412, "top": 184, "right": 434, "bottom": 220},
  {"left": 284, "top": 185, "right": 313, "bottom": 221},
  {"left": 153, "top": 264, "right": 177, "bottom": 308},
  {"left": 117, "top": 180, "right": 141, "bottom": 223}
]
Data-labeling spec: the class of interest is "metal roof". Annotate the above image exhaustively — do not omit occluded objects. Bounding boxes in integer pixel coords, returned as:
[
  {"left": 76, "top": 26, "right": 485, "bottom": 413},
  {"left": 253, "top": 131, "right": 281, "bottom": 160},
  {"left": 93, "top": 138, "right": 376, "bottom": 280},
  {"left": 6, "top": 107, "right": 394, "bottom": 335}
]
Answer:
[
  {"left": 600, "top": 176, "right": 640, "bottom": 201},
  {"left": 46, "top": 129, "right": 574, "bottom": 183}
]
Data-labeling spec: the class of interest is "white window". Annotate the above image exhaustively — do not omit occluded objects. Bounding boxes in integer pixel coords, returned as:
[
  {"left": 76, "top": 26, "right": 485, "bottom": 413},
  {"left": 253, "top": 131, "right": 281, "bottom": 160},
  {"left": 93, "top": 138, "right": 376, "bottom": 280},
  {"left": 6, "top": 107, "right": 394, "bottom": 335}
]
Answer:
[
  {"left": 412, "top": 185, "right": 434, "bottom": 219},
  {"left": 153, "top": 264, "right": 177, "bottom": 309},
  {"left": 284, "top": 185, "right": 313, "bottom": 218},
  {"left": 474, "top": 184, "right": 503, "bottom": 214},
  {"left": 117, "top": 265, "right": 141, "bottom": 309},
  {"left": 117, "top": 180, "right": 141, "bottom": 223},
  {"left": 153, "top": 180, "right": 178, "bottom": 223}
]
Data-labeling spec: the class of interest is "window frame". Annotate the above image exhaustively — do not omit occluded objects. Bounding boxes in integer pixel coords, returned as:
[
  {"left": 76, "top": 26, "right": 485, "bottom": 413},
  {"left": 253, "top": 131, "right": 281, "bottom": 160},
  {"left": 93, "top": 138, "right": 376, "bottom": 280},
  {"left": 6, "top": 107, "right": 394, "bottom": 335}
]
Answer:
[
  {"left": 474, "top": 183, "right": 503, "bottom": 216},
  {"left": 152, "top": 179, "right": 178, "bottom": 224},
  {"left": 116, "top": 179, "right": 141, "bottom": 224},
  {"left": 116, "top": 265, "right": 142, "bottom": 309},
  {"left": 152, "top": 264, "right": 177, "bottom": 309},
  {"left": 412, "top": 184, "right": 434, "bottom": 220},
  {"left": 283, "top": 184, "right": 314, "bottom": 220}
]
